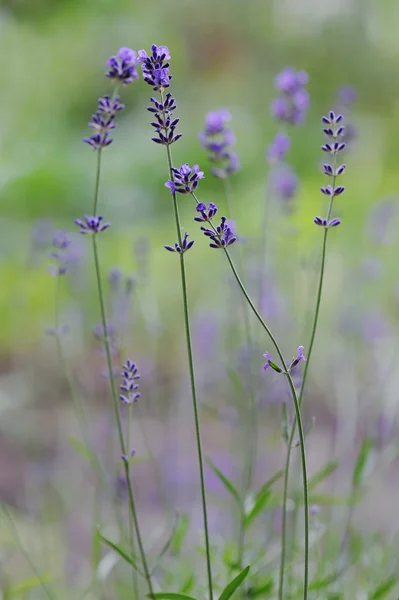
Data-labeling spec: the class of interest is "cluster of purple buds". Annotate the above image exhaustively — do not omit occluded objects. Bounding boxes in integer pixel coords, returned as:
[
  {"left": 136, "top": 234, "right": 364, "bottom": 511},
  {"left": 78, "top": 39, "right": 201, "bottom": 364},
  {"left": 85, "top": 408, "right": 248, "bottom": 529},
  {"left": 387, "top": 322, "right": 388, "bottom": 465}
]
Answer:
[
  {"left": 106, "top": 47, "right": 139, "bottom": 85},
  {"left": 74, "top": 215, "right": 110, "bottom": 234},
  {"left": 138, "top": 44, "right": 172, "bottom": 91},
  {"left": 165, "top": 163, "right": 204, "bottom": 195},
  {"left": 147, "top": 92, "right": 182, "bottom": 145},
  {"left": 119, "top": 360, "right": 141, "bottom": 404},
  {"left": 267, "top": 132, "right": 291, "bottom": 164},
  {"left": 271, "top": 67, "right": 309, "bottom": 125},
  {"left": 266, "top": 133, "right": 298, "bottom": 208},
  {"left": 165, "top": 232, "right": 194, "bottom": 254},
  {"left": 201, "top": 216, "right": 237, "bottom": 249},
  {"left": 83, "top": 95, "right": 125, "bottom": 150},
  {"left": 194, "top": 202, "right": 218, "bottom": 222},
  {"left": 314, "top": 111, "right": 346, "bottom": 228},
  {"left": 198, "top": 109, "right": 240, "bottom": 179},
  {"left": 50, "top": 230, "right": 71, "bottom": 276}
]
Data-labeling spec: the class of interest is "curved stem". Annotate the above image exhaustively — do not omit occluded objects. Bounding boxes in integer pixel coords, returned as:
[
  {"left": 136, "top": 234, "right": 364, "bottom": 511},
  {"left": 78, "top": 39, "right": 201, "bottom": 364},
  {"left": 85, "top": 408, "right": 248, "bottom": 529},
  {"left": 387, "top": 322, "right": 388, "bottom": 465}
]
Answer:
[
  {"left": 91, "top": 153, "right": 154, "bottom": 599},
  {"left": 165, "top": 143, "right": 214, "bottom": 600}
]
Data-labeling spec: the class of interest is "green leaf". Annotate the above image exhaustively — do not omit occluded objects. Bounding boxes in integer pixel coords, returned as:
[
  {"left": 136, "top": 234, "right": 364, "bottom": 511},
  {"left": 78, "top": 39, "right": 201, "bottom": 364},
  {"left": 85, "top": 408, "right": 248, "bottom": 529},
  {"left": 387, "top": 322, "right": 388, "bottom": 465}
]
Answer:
[
  {"left": 180, "top": 574, "right": 195, "bottom": 594},
  {"left": 218, "top": 566, "right": 250, "bottom": 600},
  {"left": 97, "top": 532, "right": 141, "bottom": 574},
  {"left": 370, "top": 576, "right": 398, "bottom": 599},
  {"left": 7, "top": 575, "right": 52, "bottom": 596},
  {"left": 247, "top": 578, "right": 274, "bottom": 597},
  {"left": 308, "top": 460, "right": 339, "bottom": 490},
  {"left": 206, "top": 459, "right": 241, "bottom": 505},
  {"left": 170, "top": 513, "right": 189, "bottom": 555},
  {"left": 149, "top": 594, "right": 197, "bottom": 600},
  {"left": 269, "top": 360, "right": 282, "bottom": 373},
  {"left": 257, "top": 469, "right": 284, "bottom": 492},
  {"left": 244, "top": 488, "right": 272, "bottom": 529},
  {"left": 352, "top": 438, "right": 373, "bottom": 487},
  {"left": 308, "top": 571, "right": 339, "bottom": 591}
]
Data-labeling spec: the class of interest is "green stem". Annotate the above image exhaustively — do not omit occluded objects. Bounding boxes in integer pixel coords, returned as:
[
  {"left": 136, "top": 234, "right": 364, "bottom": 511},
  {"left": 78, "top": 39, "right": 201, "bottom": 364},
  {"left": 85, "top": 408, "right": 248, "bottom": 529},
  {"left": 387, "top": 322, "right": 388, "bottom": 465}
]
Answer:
[
  {"left": 91, "top": 152, "right": 154, "bottom": 600},
  {"left": 165, "top": 143, "right": 214, "bottom": 600},
  {"left": 191, "top": 192, "right": 308, "bottom": 598},
  {"left": 127, "top": 401, "right": 139, "bottom": 599}
]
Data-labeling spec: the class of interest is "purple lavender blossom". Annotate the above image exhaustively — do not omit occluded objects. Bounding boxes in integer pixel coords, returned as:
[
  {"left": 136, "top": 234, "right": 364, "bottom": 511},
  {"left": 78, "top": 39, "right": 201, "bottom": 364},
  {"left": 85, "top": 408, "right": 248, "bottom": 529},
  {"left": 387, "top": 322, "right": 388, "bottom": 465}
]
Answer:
[
  {"left": 164, "top": 232, "right": 195, "bottom": 254},
  {"left": 106, "top": 47, "right": 139, "bottom": 85},
  {"left": 108, "top": 267, "right": 123, "bottom": 291},
  {"left": 270, "top": 164, "right": 298, "bottom": 202},
  {"left": 266, "top": 133, "right": 291, "bottom": 163},
  {"left": 338, "top": 85, "right": 357, "bottom": 107},
  {"left": 263, "top": 352, "right": 283, "bottom": 373},
  {"left": 119, "top": 360, "right": 141, "bottom": 404},
  {"left": 74, "top": 215, "right": 110, "bottom": 234},
  {"left": 194, "top": 202, "right": 218, "bottom": 223},
  {"left": 315, "top": 111, "right": 346, "bottom": 227},
  {"left": 147, "top": 92, "right": 182, "bottom": 145},
  {"left": 165, "top": 164, "right": 204, "bottom": 195},
  {"left": 83, "top": 95, "right": 125, "bottom": 150},
  {"left": 49, "top": 230, "right": 72, "bottom": 276},
  {"left": 289, "top": 346, "right": 307, "bottom": 370},
  {"left": 198, "top": 108, "right": 240, "bottom": 179},
  {"left": 200, "top": 216, "right": 237, "bottom": 249},
  {"left": 271, "top": 67, "right": 309, "bottom": 125},
  {"left": 138, "top": 44, "right": 172, "bottom": 91}
]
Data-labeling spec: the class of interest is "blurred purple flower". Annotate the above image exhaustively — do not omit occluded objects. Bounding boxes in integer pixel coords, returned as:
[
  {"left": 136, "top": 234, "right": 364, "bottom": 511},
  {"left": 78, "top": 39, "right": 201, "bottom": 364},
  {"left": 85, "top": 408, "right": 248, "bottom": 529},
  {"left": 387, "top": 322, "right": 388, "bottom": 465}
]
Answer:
[
  {"left": 49, "top": 230, "right": 72, "bottom": 276},
  {"left": 106, "top": 47, "right": 139, "bottom": 85},
  {"left": 270, "top": 164, "right": 298, "bottom": 202},
  {"left": 338, "top": 85, "right": 357, "bottom": 107},
  {"left": 199, "top": 108, "right": 240, "bottom": 179},
  {"left": 271, "top": 67, "right": 309, "bottom": 125},
  {"left": 266, "top": 133, "right": 291, "bottom": 163},
  {"left": 289, "top": 346, "right": 307, "bottom": 370}
]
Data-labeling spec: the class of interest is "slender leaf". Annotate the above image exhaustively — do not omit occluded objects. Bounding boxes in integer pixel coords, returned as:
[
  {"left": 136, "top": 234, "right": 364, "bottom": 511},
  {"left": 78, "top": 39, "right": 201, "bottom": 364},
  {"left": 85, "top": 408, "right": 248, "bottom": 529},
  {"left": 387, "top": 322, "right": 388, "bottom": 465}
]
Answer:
[
  {"left": 244, "top": 489, "right": 272, "bottom": 529},
  {"left": 170, "top": 513, "right": 189, "bottom": 556},
  {"left": 308, "top": 460, "right": 339, "bottom": 490},
  {"left": 149, "top": 594, "right": 197, "bottom": 600},
  {"left": 218, "top": 565, "right": 250, "bottom": 600},
  {"left": 308, "top": 571, "right": 340, "bottom": 591},
  {"left": 97, "top": 532, "right": 142, "bottom": 574},
  {"left": 181, "top": 574, "right": 195, "bottom": 594},
  {"left": 352, "top": 438, "right": 373, "bottom": 487},
  {"left": 206, "top": 459, "right": 240, "bottom": 505},
  {"left": 370, "top": 576, "right": 398, "bottom": 599},
  {"left": 7, "top": 575, "right": 52, "bottom": 596},
  {"left": 256, "top": 470, "right": 284, "bottom": 496},
  {"left": 68, "top": 437, "right": 92, "bottom": 463},
  {"left": 281, "top": 402, "right": 289, "bottom": 444},
  {"left": 247, "top": 579, "right": 273, "bottom": 597}
]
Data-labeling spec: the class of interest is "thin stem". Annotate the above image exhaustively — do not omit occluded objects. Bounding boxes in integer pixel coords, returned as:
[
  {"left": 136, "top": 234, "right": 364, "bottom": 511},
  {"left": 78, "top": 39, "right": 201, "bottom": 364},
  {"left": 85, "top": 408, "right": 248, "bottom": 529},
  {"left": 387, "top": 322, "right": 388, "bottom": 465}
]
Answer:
[
  {"left": 164, "top": 141, "right": 214, "bottom": 600},
  {"left": 90, "top": 153, "right": 154, "bottom": 599},
  {"left": 127, "top": 401, "right": 139, "bottom": 599},
  {"left": 278, "top": 153, "right": 338, "bottom": 600}
]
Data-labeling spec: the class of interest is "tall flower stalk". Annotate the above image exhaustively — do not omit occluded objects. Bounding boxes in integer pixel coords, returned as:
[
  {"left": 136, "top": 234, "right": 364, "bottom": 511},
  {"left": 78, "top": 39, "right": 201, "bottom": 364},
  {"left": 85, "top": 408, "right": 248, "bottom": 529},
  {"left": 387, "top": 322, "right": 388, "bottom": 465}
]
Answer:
[
  {"left": 191, "top": 193, "right": 310, "bottom": 599},
  {"left": 77, "top": 48, "right": 154, "bottom": 599},
  {"left": 278, "top": 111, "right": 347, "bottom": 600},
  {"left": 139, "top": 44, "right": 214, "bottom": 600}
]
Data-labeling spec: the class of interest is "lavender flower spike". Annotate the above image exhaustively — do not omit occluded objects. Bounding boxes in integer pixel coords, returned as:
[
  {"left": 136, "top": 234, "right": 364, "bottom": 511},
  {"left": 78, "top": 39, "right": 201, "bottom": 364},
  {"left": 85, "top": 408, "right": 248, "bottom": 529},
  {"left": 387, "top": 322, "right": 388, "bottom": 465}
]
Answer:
[
  {"left": 83, "top": 95, "right": 125, "bottom": 150},
  {"left": 199, "top": 108, "right": 240, "bottom": 179},
  {"left": 74, "top": 215, "right": 111, "bottom": 234},
  {"left": 165, "top": 164, "right": 204, "bottom": 195},
  {"left": 200, "top": 216, "right": 237, "bottom": 249},
  {"left": 138, "top": 44, "right": 172, "bottom": 91},
  {"left": 119, "top": 360, "right": 141, "bottom": 404},
  {"left": 164, "top": 232, "right": 195, "bottom": 254},
  {"left": 106, "top": 47, "right": 139, "bottom": 85},
  {"left": 271, "top": 67, "right": 309, "bottom": 125},
  {"left": 50, "top": 230, "right": 72, "bottom": 276},
  {"left": 267, "top": 132, "right": 291, "bottom": 163}
]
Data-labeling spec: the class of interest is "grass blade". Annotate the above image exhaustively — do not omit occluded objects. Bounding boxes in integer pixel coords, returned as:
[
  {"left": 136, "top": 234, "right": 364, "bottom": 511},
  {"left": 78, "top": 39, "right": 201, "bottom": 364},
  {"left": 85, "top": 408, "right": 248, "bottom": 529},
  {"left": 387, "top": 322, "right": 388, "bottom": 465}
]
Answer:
[
  {"left": 206, "top": 458, "right": 240, "bottom": 505},
  {"left": 218, "top": 565, "right": 250, "bottom": 600},
  {"left": 308, "top": 460, "right": 339, "bottom": 490}
]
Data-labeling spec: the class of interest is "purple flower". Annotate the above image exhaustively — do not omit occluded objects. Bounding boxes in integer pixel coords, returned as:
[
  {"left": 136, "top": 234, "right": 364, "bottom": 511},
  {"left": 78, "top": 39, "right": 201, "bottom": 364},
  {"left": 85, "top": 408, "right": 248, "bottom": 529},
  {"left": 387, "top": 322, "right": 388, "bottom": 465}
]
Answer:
[
  {"left": 263, "top": 352, "right": 272, "bottom": 371},
  {"left": 74, "top": 215, "right": 111, "bottom": 234},
  {"left": 194, "top": 202, "right": 218, "bottom": 223},
  {"left": 198, "top": 108, "right": 240, "bottom": 179},
  {"left": 338, "top": 85, "right": 357, "bottom": 107},
  {"left": 106, "top": 47, "right": 139, "bottom": 85},
  {"left": 147, "top": 92, "right": 182, "bottom": 145},
  {"left": 165, "top": 164, "right": 204, "bottom": 195},
  {"left": 119, "top": 359, "right": 141, "bottom": 404},
  {"left": 164, "top": 232, "right": 195, "bottom": 254},
  {"left": 289, "top": 346, "right": 307, "bottom": 370},
  {"left": 267, "top": 133, "right": 291, "bottom": 163},
  {"left": 271, "top": 67, "right": 309, "bottom": 125},
  {"left": 49, "top": 230, "right": 72, "bottom": 276},
  {"left": 138, "top": 44, "right": 172, "bottom": 91},
  {"left": 270, "top": 164, "right": 298, "bottom": 202},
  {"left": 83, "top": 95, "right": 125, "bottom": 150},
  {"left": 200, "top": 216, "right": 237, "bottom": 249}
]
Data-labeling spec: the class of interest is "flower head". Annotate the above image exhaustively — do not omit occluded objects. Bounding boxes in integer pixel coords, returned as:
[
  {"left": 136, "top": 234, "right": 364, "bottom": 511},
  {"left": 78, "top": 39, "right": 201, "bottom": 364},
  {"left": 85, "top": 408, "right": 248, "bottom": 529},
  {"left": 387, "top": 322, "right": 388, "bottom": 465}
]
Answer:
[
  {"left": 200, "top": 216, "right": 237, "bottom": 249},
  {"left": 49, "top": 230, "right": 72, "bottom": 276},
  {"left": 263, "top": 352, "right": 272, "bottom": 371},
  {"left": 164, "top": 232, "right": 195, "bottom": 254},
  {"left": 271, "top": 67, "right": 309, "bottom": 125},
  {"left": 267, "top": 133, "right": 291, "bottom": 163},
  {"left": 74, "top": 215, "right": 110, "bottom": 234},
  {"left": 199, "top": 108, "right": 240, "bottom": 179},
  {"left": 138, "top": 44, "right": 172, "bottom": 91},
  {"left": 83, "top": 95, "right": 125, "bottom": 150},
  {"left": 270, "top": 164, "right": 298, "bottom": 202},
  {"left": 147, "top": 92, "right": 182, "bottom": 145},
  {"left": 106, "top": 47, "right": 139, "bottom": 85},
  {"left": 165, "top": 164, "right": 204, "bottom": 195},
  {"left": 289, "top": 346, "right": 307, "bottom": 370},
  {"left": 194, "top": 202, "right": 218, "bottom": 223},
  {"left": 119, "top": 360, "right": 141, "bottom": 404}
]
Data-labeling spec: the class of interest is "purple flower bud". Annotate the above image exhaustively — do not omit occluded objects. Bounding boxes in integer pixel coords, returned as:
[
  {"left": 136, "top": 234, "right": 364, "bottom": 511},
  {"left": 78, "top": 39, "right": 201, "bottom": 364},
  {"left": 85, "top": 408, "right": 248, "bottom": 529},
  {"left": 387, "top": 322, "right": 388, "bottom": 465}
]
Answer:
[
  {"left": 164, "top": 232, "right": 195, "bottom": 254},
  {"left": 119, "top": 360, "right": 141, "bottom": 404},
  {"left": 138, "top": 44, "right": 172, "bottom": 91},
  {"left": 165, "top": 164, "right": 204, "bottom": 195},
  {"left": 106, "top": 47, "right": 139, "bottom": 85},
  {"left": 200, "top": 216, "right": 237, "bottom": 249},
  {"left": 313, "top": 216, "right": 327, "bottom": 227},
  {"left": 199, "top": 109, "right": 239, "bottom": 179},
  {"left": 289, "top": 346, "right": 307, "bottom": 370},
  {"left": 74, "top": 215, "right": 111, "bottom": 234},
  {"left": 267, "top": 133, "right": 291, "bottom": 163},
  {"left": 194, "top": 202, "right": 218, "bottom": 222},
  {"left": 327, "top": 218, "right": 341, "bottom": 227}
]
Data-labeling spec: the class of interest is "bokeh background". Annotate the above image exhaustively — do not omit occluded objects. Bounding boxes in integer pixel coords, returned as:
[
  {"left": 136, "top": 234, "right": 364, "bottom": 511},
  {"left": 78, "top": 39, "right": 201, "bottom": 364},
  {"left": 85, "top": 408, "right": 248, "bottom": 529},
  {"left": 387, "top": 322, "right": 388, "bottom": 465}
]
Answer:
[{"left": 2, "top": 0, "right": 399, "bottom": 597}]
